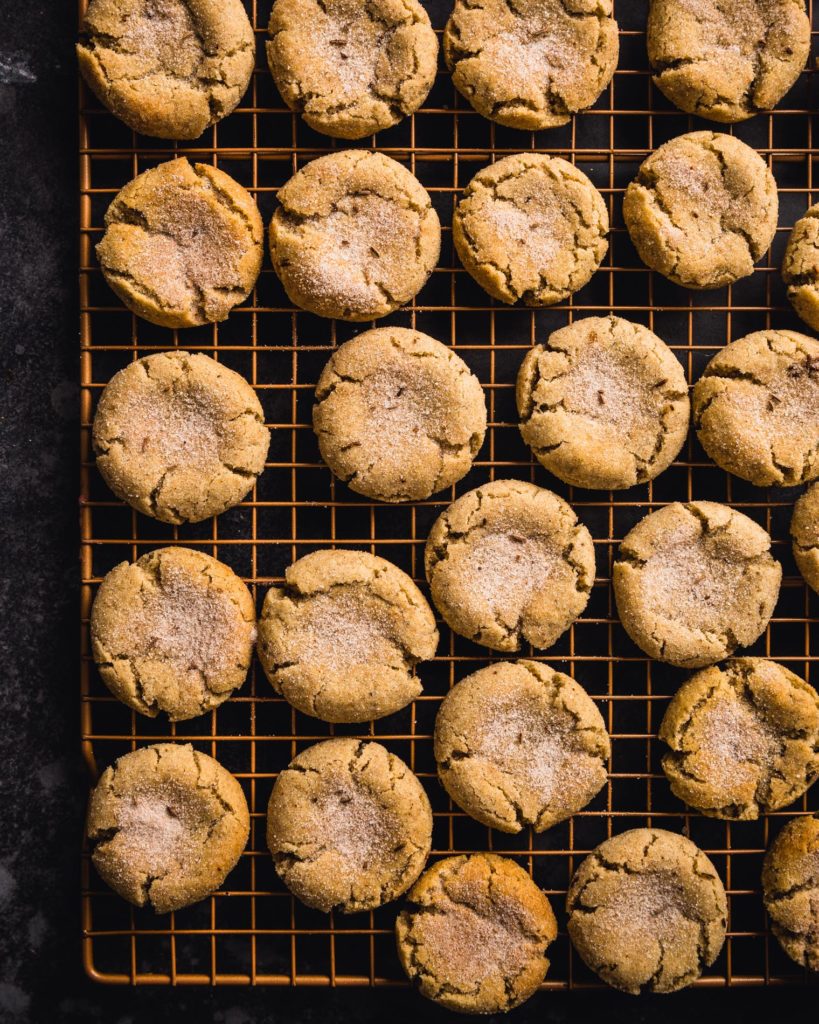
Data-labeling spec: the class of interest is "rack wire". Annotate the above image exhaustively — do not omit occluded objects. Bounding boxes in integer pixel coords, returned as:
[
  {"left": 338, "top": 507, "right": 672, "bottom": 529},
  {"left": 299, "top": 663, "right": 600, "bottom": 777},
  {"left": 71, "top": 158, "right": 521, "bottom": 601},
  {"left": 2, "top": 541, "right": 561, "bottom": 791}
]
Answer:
[{"left": 80, "top": 0, "right": 819, "bottom": 988}]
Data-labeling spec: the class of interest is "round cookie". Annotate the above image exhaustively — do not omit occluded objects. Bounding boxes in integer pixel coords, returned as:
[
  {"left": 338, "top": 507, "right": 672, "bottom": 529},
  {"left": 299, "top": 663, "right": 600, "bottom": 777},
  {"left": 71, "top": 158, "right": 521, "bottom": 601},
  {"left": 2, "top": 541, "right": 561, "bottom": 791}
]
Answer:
[
  {"left": 763, "top": 814, "right": 819, "bottom": 970},
  {"left": 692, "top": 330, "right": 819, "bottom": 487},
  {"left": 443, "top": 0, "right": 619, "bottom": 131},
  {"left": 517, "top": 316, "right": 690, "bottom": 490},
  {"left": 434, "top": 660, "right": 610, "bottom": 834},
  {"left": 96, "top": 157, "right": 264, "bottom": 329},
  {"left": 257, "top": 549, "right": 438, "bottom": 723},
  {"left": 453, "top": 153, "right": 609, "bottom": 306},
  {"left": 77, "top": 0, "right": 255, "bottom": 140},
  {"left": 792, "top": 483, "right": 819, "bottom": 594},
  {"left": 613, "top": 501, "right": 782, "bottom": 669},
  {"left": 266, "top": 0, "right": 438, "bottom": 139},
  {"left": 313, "top": 328, "right": 487, "bottom": 502},
  {"left": 783, "top": 204, "right": 819, "bottom": 331},
  {"left": 659, "top": 659, "right": 819, "bottom": 820},
  {"left": 623, "top": 131, "right": 778, "bottom": 290},
  {"left": 268, "top": 150, "right": 440, "bottom": 321},
  {"left": 395, "top": 853, "right": 557, "bottom": 1014},
  {"left": 90, "top": 547, "right": 256, "bottom": 722},
  {"left": 647, "top": 0, "right": 810, "bottom": 123},
  {"left": 425, "top": 480, "right": 595, "bottom": 653},
  {"left": 92, "top": 351, "right": 270, "bottom": 524},
  {"left": 566, "top": 828, "right": 728, "bottom": 994},
  {"left": 266, "top": 738, "right": 432, "bottom": 913},
  {"left": 87, "top": 743, "right": 249, "bottom": 913}
]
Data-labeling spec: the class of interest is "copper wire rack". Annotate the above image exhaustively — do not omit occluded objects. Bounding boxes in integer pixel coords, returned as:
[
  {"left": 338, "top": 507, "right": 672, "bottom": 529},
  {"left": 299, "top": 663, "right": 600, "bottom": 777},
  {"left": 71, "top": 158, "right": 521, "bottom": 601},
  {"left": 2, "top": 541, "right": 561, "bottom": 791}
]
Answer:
[{"left": 79, "top": 0, "right": 819, "bottom": 989}]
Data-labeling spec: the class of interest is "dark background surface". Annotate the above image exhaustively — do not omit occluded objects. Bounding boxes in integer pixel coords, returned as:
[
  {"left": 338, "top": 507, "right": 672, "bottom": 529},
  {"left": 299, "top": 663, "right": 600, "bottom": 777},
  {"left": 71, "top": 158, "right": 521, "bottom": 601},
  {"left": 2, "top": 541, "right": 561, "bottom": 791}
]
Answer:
[{"left": 0, "top": 1, "right": 814, "bottom": 1021}]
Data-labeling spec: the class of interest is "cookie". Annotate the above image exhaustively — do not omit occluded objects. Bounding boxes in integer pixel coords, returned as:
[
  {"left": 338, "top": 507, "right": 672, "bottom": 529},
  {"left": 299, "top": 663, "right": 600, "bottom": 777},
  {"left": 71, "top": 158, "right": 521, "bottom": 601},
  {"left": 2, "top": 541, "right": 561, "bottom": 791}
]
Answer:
[
  {"left": 269, "top": 150, "right": 440, "bottom": 320},
  {"left": 792, "top": 483, "right": 819, "bottom": 594},
  {"left": 92, "top": 351, "right": 270, "bottom": 524},
  {"left": 77, "top": 0, "right": 255, "bottom": 139},
  {"left": 647, "top": 0, "right": 810, "bottom": 123},
  {"left": 425, "top": 479, "right": 595, "bottom": 652},
  {"left": 257, "top": 549, "right": 438, "bottom": 723},
  {"left": 453, "top": 153, "right": 609, "bottom": 306},
  {"left": 96, "top": 157, "right": 264, "bottom": 329},
  {"left": 763, "top": 814, "right": 819, "bottom": 970},
  {"left": 566, "top": 828, "right": 728, "bottom": 994},
  {"left": 87, "top": 743, "right": 249, "bottom": 913},
  {"left": 395, "top": 853, "right": 557, "bottom": 1014},
  {"left": 434, "top": 660, "right": 610, "bottom": 834},
  {"left": 623, "top": 131, "right": 778, "bottom": 290},
  {"left": 313, "top": 328, "right": 487, "bottom": 502},
  {"left": 444, "top": 0, "right": 618, "bottom": 131},
  {"left": 90, "top": 547, "right": 256, "bottom": 722},
  {"left": 783, "top": 204, "right": 819, "bottom": 331},
  {"left": 613, "top": 501, "right": 782, "bottom": 668},
  {"left": 266, "top": 738, "right": 432, "bottom": 913},
  {"left": 266, "top": 0, "right": 438, "bottom": 139},
  {"left": 659, "top": 658, "right": 819, "bottom": 820},
  {"left": 692, "top": 330, "right": 819, "bottom": 487},
  {"left": 517, "top": 316, "right": 690, "bottom": 490}
]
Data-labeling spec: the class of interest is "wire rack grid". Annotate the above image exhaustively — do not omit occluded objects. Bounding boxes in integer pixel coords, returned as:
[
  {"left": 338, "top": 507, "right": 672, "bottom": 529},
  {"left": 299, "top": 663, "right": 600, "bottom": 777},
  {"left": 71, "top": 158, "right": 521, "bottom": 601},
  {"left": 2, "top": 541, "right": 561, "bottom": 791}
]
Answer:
[{"left": 80, "top": 0, "right": 819, "bottom": 989}]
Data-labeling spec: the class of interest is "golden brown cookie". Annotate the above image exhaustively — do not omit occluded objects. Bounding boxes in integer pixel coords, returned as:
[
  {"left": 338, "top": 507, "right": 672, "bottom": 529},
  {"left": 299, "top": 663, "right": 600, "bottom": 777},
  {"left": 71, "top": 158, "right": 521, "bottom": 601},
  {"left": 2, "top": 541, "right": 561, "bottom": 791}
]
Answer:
[
  {"left": 623, "top": 131, "right": 778, "bottom": 289},
  {"left": 92, "top": 351, "right": 270, "bottom": 524},
  {"left": 77, "top": 0, "right": 255, "bottom": 139},
  {"left": 268, "top": 150, "right": 441, "bottom": 320},
  {"left": 444, "top": 0, "right": 619, "bottom": 130},
  {"left": 659, "top": 659, "right": 819, "bottom": 819},
  {"left": 87, "top": 743, "right": 249, "bottom": 913},
  {"left": 313, "top": 328, "right": 487, "bottom": 502},
  {"left": 692, "top": 330, "right": 819, "bottom": 487},
  {"left": 783, "top": 204, "right": 819, "bottom": 331},
  {"left": 613, "top": 501, "right": 782, "bottom": 668},
  {"left": 90, "top": 547, "right": 256, "bottom": 722},
  {"left": 425, "top": 479, "right": 595, "bottom": 652},
  {"left": 517, "top": 316, "right": 690, "bottom": 490},
  {"left": 762, "top": 814, "right": 819, "bottom": 970},
  {"left": 453, "top": 153, "right": 609, "bottom": 306},
  {"left": 266, "top": 738, "right": 432, "bottom": 912},
  {"left": 792, "top": 482, "right": 819, "bottom": 594},
  {"left": 434, "top": 660, "right": 610, "bottom": 833},
  {"left": 566, "top": 828, "right": 728, "bottom": 994},
  {"left": 266, "top": 0, "right": 438, "bottom": 139},
  {"left": 96, "top": 157, "right": 264, "bottom": 329},
  {"left": 257, "top": 549, "right": 438, "bottom": 723},
  {"left": 648, "top": 0, "right": 810, "bottom": 123},
  {"left": 395, "top": 853, "right": 558, "bottom": 1014}
]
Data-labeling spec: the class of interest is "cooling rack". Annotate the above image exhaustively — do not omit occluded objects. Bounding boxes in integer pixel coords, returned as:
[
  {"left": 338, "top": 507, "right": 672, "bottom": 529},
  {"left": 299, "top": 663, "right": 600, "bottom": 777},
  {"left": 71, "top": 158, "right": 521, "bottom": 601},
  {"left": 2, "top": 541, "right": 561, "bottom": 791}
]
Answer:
[{"left": 80, "top": 0, "right": 819, "bottom": 988}]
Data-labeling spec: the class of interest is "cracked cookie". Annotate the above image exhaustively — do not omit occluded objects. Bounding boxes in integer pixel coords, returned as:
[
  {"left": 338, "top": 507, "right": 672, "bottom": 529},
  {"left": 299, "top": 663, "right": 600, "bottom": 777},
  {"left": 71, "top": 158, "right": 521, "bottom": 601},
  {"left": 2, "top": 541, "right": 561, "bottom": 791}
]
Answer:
[
  {"left": 647, "top": 0, "right": 809, "bottom": 123},
  {"left": 93, "top": 350, "right": 270, "bottom": 524},
  {"left": 77, "top": 0, "right": 255, "bottom": 140},
  {"left": 87, "top": 743, "right": 250, "bottom": 913},
  {"left": 266, "top": 0, "right": 438, "bottom": 139},
  {"left": 783, "top": 204, "right": 819, "bottom": 331},
  {"left": 623, "top": 131, "right": 778, "bottom": 290},
  {"left": 659, "top": 658, "right": 819, "bottom": 819},
  {"left": 96, "top": 157, "right": 264, "bottom": 329},
  {"left": 692, "top": 330, "right": 819, "bottom": 487},
  {"left": 425, "top": 479, "right": 595, "bottom": 652},
  {"left": 566, "top": 828, "right": 728, "bottom": 994},
  {"left": 395, "top": 853, "right": 558, "bottom": 1013},
  {"left": 763, "top": 813, "right": 819, "bottom": 970},
  {"left": 313, "top": 328, "right": 487, "bottom": 502},
  {"left": 434, "top": 660, "right": 610, "bottom": 833},
  {"left": 517, "top": 316, "right": 690, "bottom": 490},
  {"left": 90, "top": 547, "right": 256, "bottom": 722},
  {"left": 268, "top": 150, "right": 440, "bottom": 321},
  {"left": 444, "top": 0, "right": 619, "bottom": 131},
  {"left": 257, "top": 549, "right": 438, "bottom": 723},
  {"left": 613, "top": 501, "right": 782, "bottom": 668},
  {"left": 266, "top": 738, "right": 432, "bottom": 912},
  {"left": 792, "top": 482, "right": 819, "bottom": 594},
  {"left": 453, "top": 153, "right": 609, "bottom": 306}
]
